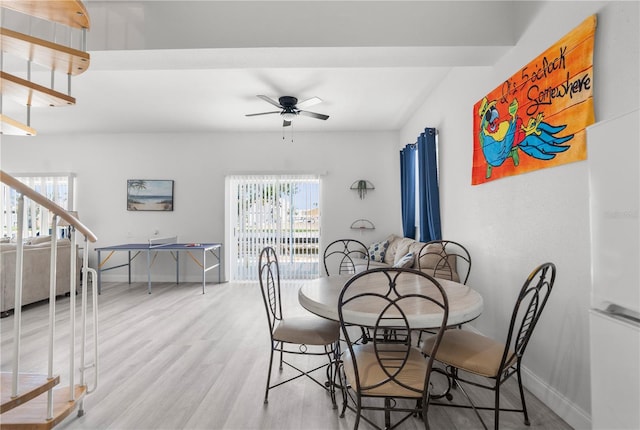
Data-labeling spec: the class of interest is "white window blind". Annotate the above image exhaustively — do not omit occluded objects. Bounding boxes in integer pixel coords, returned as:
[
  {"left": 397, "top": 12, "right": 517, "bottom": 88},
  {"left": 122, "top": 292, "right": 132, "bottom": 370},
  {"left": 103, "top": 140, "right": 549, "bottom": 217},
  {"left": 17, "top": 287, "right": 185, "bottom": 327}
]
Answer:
[
  {"left": 1, "top": 173, "right": 75, "bottom": 239},
  {"left": 228, "top": 175, "right": 320, "bottom": 281}
]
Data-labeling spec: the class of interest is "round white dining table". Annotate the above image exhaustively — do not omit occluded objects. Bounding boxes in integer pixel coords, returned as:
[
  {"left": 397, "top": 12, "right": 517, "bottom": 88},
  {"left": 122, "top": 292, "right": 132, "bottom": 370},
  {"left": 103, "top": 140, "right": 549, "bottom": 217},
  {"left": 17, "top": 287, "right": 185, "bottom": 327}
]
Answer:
[{"left": 298, "top": 273, "right": 483, "bottom": 329}]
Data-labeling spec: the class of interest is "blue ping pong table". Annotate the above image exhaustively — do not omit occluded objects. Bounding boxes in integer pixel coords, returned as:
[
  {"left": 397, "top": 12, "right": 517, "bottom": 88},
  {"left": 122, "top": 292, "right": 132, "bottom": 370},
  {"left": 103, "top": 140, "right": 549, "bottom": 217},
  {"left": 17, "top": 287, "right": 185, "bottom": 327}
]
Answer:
[{"left": 96, "top": 240, "right": 223, "bottom": 294}]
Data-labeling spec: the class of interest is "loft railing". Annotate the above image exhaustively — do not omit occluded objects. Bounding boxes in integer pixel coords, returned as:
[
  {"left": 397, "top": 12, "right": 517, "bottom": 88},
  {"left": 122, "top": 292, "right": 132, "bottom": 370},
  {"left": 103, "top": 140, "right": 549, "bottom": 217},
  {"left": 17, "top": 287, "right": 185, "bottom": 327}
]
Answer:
[{"left": 0, "top": 169, "right": 99, "bottom": 426}]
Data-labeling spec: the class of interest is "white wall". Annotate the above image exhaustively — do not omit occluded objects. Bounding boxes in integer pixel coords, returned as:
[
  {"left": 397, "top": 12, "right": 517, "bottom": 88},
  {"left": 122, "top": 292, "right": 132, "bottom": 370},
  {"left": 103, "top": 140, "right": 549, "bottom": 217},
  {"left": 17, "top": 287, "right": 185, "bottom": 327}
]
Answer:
[
  {"left": 400, "top": 2, "right": 639, "bottom": 429},
  {"left": 1, "top": 131, "right": 402, "bottom": 281},
  {"left": 2, "top": 1, "right": 638, "bottom": 427}
]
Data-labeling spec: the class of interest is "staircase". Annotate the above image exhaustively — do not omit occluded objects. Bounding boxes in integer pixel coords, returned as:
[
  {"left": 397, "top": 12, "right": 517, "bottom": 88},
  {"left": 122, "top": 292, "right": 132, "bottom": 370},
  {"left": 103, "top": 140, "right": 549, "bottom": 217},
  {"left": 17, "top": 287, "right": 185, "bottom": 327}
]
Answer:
[
  {"left": 0, "top": 170, "right": 98, "bottom": 429},
  {"left": 0, "top": 0, "right": 90, "bottom": 136},
  {"left": 0, "top": 374, "right": 84, "bottom": 429},
  {"left": 2, "top": 3, "right": 96, "bottom": 424}
]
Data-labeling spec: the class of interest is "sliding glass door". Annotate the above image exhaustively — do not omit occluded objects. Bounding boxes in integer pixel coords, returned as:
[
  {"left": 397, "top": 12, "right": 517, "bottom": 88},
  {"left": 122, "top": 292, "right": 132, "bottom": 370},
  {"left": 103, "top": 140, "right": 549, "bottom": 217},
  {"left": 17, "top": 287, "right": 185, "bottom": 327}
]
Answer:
[{"left": 227, "top": 175, "right": 320, "bottom": 281}]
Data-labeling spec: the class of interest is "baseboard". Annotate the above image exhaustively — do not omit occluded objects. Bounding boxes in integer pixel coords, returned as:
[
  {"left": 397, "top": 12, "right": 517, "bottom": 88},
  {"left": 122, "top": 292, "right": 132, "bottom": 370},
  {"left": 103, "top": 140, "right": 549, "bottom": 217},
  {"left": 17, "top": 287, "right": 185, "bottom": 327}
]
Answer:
[
  {"left": 521, "top": 366, "right": 591, "bottom": 430},
  {"left": 98, "top": 273, "right": 226, "bottom": 284},
  {"left": 462, "top": 324, "right": 591, "bottom": 429}
]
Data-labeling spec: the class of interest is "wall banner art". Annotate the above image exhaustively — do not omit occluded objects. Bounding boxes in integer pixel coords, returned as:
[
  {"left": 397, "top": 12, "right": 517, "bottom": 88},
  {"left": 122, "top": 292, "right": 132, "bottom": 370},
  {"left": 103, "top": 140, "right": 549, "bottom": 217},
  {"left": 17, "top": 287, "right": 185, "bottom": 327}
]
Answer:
[{"left": 472, "top": 15, "right": 596, "bottom": 185}]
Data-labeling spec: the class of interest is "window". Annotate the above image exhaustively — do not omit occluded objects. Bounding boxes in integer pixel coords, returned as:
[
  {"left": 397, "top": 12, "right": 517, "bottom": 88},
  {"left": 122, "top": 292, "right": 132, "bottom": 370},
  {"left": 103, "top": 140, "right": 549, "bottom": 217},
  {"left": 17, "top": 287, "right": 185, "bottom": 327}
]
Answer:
[
  {"left": 227, "top": 175, "right": 320, "bottom": 281},
  {"left": 1, "top": 173, "right": 75, "bottom": 239}
]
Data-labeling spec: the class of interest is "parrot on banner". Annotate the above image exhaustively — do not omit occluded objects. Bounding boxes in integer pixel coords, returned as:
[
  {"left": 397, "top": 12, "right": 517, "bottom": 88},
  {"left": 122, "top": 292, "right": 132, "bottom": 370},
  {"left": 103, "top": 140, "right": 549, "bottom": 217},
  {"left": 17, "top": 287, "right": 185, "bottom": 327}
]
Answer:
[{"left": 478, "top": 97, "right": 574, "bottom": 179}]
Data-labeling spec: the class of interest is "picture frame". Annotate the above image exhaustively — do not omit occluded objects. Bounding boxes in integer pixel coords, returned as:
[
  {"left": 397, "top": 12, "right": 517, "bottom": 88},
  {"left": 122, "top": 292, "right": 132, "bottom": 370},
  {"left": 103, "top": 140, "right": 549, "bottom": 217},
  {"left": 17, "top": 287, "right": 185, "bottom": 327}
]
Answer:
[{"left": 127, "top": 179, "right": 174, "bottom": 211}]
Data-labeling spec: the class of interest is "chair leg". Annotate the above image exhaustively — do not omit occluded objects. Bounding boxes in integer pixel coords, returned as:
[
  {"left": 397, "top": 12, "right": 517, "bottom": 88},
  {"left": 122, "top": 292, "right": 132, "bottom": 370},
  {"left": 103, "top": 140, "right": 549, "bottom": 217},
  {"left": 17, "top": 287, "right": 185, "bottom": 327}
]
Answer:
[
  {"left": 264, "top": 347, "right": 275, "bottom": 404},
  {"left": 517, "top": 364, "right": 531, "bottom": 426},
  {"left": 421, "top": 397, "right": 430, "bottom": 430},
  {"left": 325, "top": 346, "right": 338, "bottom": 409},
  {"left": 384, "top": 398, "right": 391, "bottom": 429},
  {"left": 360, "top": 327, "right": 370, "bottom": 344},
  {"left": 450, "top": 374, "right": 489, "bottom": 430},
  {"left": 494, "top": 384, "right": 500, "bottom": 430},
  {"left": 353, "top": 397, "right": 362, "bottom": 430},
  {"left": 338, "top": 363, "right": 348, "bottom": 418}
]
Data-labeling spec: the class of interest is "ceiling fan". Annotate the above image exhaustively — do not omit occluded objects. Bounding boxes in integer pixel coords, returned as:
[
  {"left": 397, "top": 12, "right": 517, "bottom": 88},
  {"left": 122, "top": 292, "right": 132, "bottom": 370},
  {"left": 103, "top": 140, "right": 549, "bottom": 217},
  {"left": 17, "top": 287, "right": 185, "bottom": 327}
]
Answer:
[{"left": 245, "top": 95, "right": 329, "bottom": 127}]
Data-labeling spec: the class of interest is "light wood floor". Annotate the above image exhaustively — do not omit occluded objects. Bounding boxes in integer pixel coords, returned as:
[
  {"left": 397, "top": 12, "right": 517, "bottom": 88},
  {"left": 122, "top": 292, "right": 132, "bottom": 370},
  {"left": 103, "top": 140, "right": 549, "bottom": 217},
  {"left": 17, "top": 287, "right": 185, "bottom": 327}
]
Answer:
[{"left": 1, "top": 281, "right": 573, "bottom": 430}]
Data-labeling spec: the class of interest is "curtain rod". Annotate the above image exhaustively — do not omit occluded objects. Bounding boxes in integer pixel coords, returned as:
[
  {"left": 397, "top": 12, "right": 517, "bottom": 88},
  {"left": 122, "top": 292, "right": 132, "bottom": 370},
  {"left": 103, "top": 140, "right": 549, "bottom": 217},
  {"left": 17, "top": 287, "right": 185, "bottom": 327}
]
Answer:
[{"left": 407, "top": 127, "right": 439, "bottom": 147}]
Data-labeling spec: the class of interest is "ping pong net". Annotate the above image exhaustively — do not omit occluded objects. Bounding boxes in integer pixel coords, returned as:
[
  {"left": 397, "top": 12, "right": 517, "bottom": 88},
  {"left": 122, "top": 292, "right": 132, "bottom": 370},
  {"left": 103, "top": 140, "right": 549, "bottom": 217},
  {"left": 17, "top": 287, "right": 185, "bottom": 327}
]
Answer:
[{"left": 148, "top": 236, "right": 178, "bottom": 248}]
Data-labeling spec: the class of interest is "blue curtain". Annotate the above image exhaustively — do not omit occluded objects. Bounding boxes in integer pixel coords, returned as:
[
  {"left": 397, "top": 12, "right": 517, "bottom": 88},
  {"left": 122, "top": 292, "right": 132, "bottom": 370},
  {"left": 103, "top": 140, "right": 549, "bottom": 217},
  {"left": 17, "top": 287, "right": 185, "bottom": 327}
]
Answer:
[
  {"left": 417, "top": 128, "right": 442, "bottom": 242},
  {"left": 399, "top": 145, "right": 416, "bottom": 238}
]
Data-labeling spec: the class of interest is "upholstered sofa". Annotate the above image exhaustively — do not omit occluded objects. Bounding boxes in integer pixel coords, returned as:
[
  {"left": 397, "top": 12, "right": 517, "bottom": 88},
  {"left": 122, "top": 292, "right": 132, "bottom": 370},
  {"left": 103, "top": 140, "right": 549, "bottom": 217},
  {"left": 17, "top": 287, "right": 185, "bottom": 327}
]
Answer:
[
  {"left": 353, "top": 234, "right": 467, "bottom": 283},
  {"left": 1, "top": 236, "right": 79, "bottom": 317}
]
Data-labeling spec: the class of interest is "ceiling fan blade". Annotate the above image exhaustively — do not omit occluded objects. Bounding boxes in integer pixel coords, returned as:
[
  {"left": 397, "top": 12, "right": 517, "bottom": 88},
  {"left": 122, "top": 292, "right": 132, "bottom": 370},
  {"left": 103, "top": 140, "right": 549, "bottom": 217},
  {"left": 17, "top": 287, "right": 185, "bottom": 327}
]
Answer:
[
  {"left": 296, "top": 96, "right": 322, "bottom": 109},
  {"left": 257, "top": 95, "right": 283, "bottom": 108},
  {"left": 245, "top": 111, "right": 281, "bottom": 117},
  {"left": 283, "top": 120, "right": 292, "bottom": 127},
  {"left": 299, "top": 110, "right": 329, "bottom": 120}
]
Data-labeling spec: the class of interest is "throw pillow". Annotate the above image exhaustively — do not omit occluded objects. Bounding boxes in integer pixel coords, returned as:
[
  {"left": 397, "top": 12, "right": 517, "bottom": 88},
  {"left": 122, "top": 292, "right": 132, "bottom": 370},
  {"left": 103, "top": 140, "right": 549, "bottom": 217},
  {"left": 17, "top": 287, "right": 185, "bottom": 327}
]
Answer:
[
  {"left": 393, "top": 252, "right": 414, "bottom": 268},
  {"left": 368, "top": 239, "right": 389, "bottom": 262},
  {"left": 417, "top": 243, "right": 445, "bottom": 269},
  {"left": 394, "top": 238, "right": 416, "bottom": 264}
]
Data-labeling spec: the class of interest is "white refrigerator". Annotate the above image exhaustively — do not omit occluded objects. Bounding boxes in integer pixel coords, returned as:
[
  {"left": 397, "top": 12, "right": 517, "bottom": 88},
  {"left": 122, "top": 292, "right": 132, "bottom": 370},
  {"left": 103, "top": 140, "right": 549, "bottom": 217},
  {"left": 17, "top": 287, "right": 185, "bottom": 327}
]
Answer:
[{"left": 587, "top": 109, "right": 640, "bottom": 430}]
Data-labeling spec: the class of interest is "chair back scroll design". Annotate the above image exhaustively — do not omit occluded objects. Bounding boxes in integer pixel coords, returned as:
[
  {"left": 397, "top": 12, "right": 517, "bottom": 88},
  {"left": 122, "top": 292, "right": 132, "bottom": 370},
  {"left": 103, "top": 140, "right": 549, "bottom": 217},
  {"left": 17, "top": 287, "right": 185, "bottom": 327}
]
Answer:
[
  {"left": 505, "top": 262, "right": 556, "bottom": 370},
  {"left": 338, "top": 267, "right": 449, "bottom": 430},
  {"left": 258, "top": 246, "right": 283, "bottom": 331},
  {"left": 324, "top": 239, "right": 369, "bottom": 276},
  {"left": 417, "top": 239, "right": 471, "bottom": 284}
]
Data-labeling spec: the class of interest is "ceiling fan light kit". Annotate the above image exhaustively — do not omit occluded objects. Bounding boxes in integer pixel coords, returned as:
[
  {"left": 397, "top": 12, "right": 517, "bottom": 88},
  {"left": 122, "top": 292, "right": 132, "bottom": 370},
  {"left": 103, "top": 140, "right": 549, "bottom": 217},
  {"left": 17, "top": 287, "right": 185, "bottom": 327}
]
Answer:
[{"left": 246, "top": 95, "right": 329, "bottom": 127}]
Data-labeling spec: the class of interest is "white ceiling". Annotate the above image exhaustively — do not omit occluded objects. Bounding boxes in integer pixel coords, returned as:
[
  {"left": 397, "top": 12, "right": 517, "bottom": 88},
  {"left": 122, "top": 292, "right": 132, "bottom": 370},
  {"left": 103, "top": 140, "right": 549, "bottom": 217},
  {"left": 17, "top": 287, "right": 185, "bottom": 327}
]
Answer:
[{"left": 2, "top": 1, "right": 541, "bottom": 135}]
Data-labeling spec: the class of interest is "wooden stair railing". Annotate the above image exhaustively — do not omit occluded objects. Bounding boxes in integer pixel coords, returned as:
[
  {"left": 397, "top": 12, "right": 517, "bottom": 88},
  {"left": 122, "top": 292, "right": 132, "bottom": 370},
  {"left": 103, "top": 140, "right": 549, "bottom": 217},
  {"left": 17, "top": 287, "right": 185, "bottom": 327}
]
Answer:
[
  {"left": 0, "top": 0, "right": 91, "bottom": 136},
  {"left": 0, "top": 170, "right": 99, "bottom": 429}
]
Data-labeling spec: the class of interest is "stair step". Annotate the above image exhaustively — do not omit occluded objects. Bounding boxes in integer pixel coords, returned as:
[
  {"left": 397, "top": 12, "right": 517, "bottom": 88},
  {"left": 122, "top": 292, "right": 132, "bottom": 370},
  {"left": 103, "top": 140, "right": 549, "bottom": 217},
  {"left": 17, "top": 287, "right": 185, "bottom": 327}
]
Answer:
[
  {"left": 0, "top": 373, "right": 60, "bottom": 414},
  {"left": 0, "top": 1, "right": 90, "bottom": 29},
  {"left": 0, "top": 114, "right": 37, "bottom": 136},
  {"left": 0, "top": 384, "right": 87, "bottom": 430},
  {"left": 0, "top": 71, "right": 76, "bottom": 107},
  {"left": 0, "top": 28, "right": 90, "bottom": 76}
]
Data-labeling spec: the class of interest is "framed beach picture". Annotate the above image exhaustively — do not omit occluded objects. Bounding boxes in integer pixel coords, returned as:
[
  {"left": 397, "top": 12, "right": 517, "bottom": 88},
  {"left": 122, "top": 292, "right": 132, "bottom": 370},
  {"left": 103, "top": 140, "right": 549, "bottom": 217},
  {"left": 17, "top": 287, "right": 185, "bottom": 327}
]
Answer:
[{"left": 127, "top": 179, "right": 174, "bottom": 211}]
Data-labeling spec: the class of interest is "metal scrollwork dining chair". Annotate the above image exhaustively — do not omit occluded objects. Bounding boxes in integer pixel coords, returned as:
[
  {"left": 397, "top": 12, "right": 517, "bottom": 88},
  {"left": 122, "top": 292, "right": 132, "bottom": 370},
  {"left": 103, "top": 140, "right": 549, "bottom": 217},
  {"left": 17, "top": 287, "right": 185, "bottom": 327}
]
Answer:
[
  {"left": 337, "top": 267, "right": 449, "bottom": 430},
  {"left": 323, "top": 238, "right": 370, "bottom": 276},
  {"left": 324, "top": 238, "right": 372, "bottom": 344},
  {"left": 422, "top": 262, "right": 557, "bottom": 430},
  {"left": 416, "top": 239, "right": 472, "bottom": 285},
  {"left": 258, "top": 246, "right": 341, "bottom": 406},
  {"left": 416, "top": 239, "right": 472, "bottom": 346}
]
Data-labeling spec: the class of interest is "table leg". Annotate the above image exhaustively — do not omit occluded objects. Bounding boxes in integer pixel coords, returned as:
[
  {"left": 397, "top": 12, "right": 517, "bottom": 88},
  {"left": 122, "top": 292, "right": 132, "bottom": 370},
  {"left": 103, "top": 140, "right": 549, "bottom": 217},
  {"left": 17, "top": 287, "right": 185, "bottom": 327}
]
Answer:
[
  {"left": 202, "top": 248, "right": 206, "bottom": 294},
  {"left": 147, "top": 249, "right": 152, "bottom": 294},
  {"left": 128, "top": 251, "right": 132, "bottom": 284},
  {"left": 97, "top": 250, "right": 102, "bottom": 294},
  {"left": 176, "top": 251, "right": 180, "bottom": 285}
]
